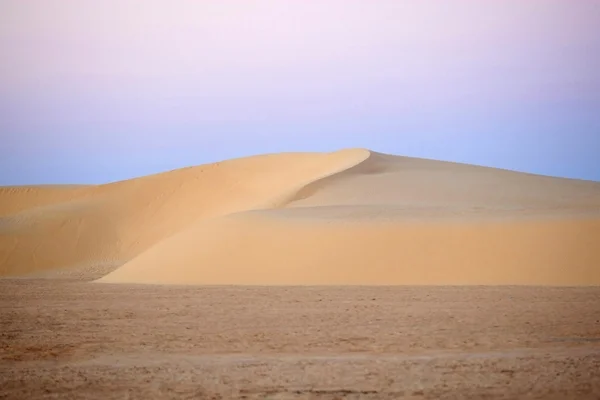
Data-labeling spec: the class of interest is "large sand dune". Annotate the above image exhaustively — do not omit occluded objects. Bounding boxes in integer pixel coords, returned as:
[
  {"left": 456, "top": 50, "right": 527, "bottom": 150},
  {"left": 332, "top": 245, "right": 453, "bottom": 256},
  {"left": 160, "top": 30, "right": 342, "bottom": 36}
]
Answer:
[{"left": 1, "top": 149, "right": 599, "bottom": 285}]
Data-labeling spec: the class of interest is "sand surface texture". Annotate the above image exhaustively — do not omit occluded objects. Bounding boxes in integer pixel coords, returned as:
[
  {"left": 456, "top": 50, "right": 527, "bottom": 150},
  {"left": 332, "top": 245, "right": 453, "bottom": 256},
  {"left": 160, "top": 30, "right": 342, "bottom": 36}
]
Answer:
[
  {"left": 1, "top": 281, "right": 600, "bottom": 399},
  {"left": 1, "top": 149, "right": 600, "bottom": 285}
]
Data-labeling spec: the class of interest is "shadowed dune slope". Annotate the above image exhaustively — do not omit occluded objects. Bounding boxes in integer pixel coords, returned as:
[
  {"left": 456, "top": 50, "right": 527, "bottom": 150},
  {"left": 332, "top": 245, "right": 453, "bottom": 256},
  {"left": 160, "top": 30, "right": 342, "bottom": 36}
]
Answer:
[{"left": 2, "top": 149, "right": 600, "bottom": 285}]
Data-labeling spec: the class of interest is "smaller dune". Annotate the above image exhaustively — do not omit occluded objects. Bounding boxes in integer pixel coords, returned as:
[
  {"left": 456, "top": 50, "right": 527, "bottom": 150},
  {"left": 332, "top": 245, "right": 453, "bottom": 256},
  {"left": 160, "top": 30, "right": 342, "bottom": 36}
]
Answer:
[{"left": 99, "top": 207, "right": 600, "bottom": 286}]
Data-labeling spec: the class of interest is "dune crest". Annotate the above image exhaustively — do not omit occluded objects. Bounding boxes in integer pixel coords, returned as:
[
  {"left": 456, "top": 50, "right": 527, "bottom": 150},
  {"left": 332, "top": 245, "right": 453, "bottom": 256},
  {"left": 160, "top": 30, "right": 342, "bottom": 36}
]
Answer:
[{"left": 2, "top": 149, "right": 600, "bottom": 285}]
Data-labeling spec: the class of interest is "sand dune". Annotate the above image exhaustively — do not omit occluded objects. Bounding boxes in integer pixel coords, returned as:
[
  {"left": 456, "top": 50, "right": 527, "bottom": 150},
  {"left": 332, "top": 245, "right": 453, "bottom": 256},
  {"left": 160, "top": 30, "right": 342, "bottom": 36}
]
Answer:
[{"left": 1, "top": 149, "right": 599, "bottom": 285}]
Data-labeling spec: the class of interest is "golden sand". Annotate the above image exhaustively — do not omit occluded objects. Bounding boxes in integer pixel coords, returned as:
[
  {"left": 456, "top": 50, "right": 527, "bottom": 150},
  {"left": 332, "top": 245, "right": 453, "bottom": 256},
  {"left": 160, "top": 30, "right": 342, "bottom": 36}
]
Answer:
[{"left": 1, "top": 149, "right": 599, "bottom": 285}]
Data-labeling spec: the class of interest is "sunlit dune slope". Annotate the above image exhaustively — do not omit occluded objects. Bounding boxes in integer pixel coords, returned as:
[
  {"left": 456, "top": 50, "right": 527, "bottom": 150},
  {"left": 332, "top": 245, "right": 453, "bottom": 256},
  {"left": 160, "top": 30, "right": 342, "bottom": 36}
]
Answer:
[
  {"left": 0, "top": 185, "right": 89, "bottom": 217},
  {"left": 1, "top": 149, "right": 599, "bottom": 285},
  {"left": 0, "top": 149, "right": 368, "bottom": 278}
]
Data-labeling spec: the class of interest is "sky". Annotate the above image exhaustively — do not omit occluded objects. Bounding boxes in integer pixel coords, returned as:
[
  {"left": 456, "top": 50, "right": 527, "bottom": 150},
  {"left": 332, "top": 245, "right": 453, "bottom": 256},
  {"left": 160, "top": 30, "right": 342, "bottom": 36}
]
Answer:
[{"left": 1, "top": 0, "right": 599, "bottom": 184}]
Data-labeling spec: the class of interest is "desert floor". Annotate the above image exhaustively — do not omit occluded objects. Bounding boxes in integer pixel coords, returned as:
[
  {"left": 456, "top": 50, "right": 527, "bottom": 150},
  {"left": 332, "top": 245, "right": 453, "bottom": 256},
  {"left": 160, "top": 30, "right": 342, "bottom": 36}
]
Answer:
[{"left": 2, "top": 279, "right": 599, "bottom": 399}]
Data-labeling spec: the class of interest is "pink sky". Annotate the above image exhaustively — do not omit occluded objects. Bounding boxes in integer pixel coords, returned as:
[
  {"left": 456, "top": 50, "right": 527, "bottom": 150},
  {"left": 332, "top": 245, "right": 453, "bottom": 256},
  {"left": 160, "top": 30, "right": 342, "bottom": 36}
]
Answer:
[{"left": 1, "top": 1, "right": 599, "bottom": 183}]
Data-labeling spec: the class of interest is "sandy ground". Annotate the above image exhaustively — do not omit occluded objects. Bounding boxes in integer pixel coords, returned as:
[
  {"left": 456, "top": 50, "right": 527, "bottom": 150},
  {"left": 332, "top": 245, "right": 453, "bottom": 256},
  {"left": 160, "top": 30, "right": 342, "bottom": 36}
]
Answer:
[{"left": 2, "top": 279, "right": 600, "bottom": 399}]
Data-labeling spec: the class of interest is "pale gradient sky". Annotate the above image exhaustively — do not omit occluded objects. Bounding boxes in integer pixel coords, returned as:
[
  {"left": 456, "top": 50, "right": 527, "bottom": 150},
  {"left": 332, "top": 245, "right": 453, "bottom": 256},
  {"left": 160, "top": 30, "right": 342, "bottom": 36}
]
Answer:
[{"left": 1, "top": 0, "right": 599, "bottom": 184}]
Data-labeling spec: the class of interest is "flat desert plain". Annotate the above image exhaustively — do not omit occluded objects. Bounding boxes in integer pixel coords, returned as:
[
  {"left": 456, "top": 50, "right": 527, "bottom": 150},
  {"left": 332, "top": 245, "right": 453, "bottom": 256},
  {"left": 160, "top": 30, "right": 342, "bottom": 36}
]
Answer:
[{"left": 1, "top": 149, "right": 600, "bottom": 398}]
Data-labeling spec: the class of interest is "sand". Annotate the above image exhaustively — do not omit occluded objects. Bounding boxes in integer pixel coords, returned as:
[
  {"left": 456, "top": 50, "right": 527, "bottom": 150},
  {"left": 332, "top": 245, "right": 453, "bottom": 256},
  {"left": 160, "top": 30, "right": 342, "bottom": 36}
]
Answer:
[
  {"left": 1, "top": 148, "right": 599, "bottom": 284},
  {"left": 2, "top": 280, "right": 600, "bottom": 399},
  {"left": 2, "top": 149, "right": 600, "bottom": 398}
]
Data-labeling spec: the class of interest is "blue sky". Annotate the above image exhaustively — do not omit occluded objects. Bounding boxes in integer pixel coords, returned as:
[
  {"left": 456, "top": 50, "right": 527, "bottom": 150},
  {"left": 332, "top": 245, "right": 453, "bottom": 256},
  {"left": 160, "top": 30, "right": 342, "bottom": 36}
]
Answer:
[{"left": 1, "top": 0, "right": 599, "bottom": 184}]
